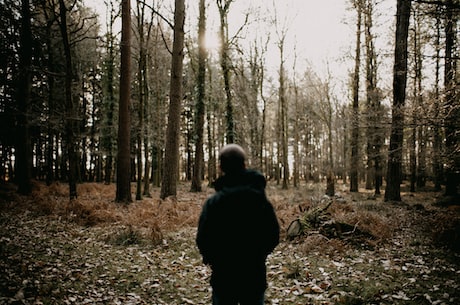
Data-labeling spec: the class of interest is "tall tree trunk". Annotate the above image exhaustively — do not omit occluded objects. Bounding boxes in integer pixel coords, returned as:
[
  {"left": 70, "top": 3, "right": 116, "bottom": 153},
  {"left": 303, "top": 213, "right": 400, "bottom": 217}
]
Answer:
[
  {"left": 80, "top": 86, "right": 88, "bottom": 182},
  {"left": 293, "top": 82, "right": 300, "bottom": 188},
  {"left": 43, "top": 6, "right": 56, "bottom": 186},
  {"left": 384, "top": 0, "right": 411, "bottom": 202},
  {"left": 16, "top": 0, "right": 33, "bottom": 195},
  {"left": 116, "top": 0, "right": 132, "bottom": 203},
  {"left": 191, "top": 0, "right": 206, "bottom": 192},
  {"left": 217, "top": 0, "right": 235, "bottom": 143},
  {"left": 143, "top": 10, "right": 153, "bottom": 197},
  {"left": 259, "top": 54, "right": 268, "bottom": 176},
  {"left": 350, "top": 0, "right": 362, "bottom": 193},
  {"left": 415, "top": 7, "right": 426, "bottom": 188},
  {"left": 443, "top": 0, "right": 459, "bottom": 198},
  {"left": 161, "top": 0, "right": 185, "bottom": 199},
  {"left": 58, "top": 0, "right": 78, "bottom": 200},
  {"left": 409, "top": 104, "right": 417, "bottom": 192},
  {"left": 292, "top": 50, "right": 299, "bottom": 188},
  {"left": 433, "top": 8, "right": 443, "bottom": 192},
  {"left": 278, "top": 36, "right": 289, "bottom": 190},
  {"left": 206, "top": 64, "right": 217, "bottom": 184},
  {"left": 89, "top": 73, "right": 98, "bottom": 182},
  {"left": 365, "top": 0, "right": 384, "bottom": 195},
  {"left": 135, "top": 2, "right": 145, "bottom": 201},
  {"left": 104, "top": 1, "right": 117, "bottom": 185},
  {"left": 410, "top": 10, "right": 417, "bottom": 193},
  {"left": 364, "top": 0, "right": 376, "bottom": 191},
  {"left": 326, "top": 90, "right": 335, "bottom": 197}
]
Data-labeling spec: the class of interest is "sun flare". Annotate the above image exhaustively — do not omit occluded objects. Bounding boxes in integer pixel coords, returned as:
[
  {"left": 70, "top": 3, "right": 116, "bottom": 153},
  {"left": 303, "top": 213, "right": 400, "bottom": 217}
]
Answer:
[{"left": 204, "top": 30, "right": 221, "bottom": 52}]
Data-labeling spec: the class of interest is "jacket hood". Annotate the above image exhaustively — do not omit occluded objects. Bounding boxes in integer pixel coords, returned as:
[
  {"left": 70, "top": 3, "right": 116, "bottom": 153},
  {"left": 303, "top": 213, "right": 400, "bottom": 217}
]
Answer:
[{"left": 213, "top": 169, "right": 266, "bottom": 192}]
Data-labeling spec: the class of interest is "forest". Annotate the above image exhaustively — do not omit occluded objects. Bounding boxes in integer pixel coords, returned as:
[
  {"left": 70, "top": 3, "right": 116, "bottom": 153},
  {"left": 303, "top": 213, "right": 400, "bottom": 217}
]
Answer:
[
  {"left": 0, "top": 0, "right": 459, "bottom": 304},
  {"left": 0, "top": 0, "right": 459, "bottom": 201}
]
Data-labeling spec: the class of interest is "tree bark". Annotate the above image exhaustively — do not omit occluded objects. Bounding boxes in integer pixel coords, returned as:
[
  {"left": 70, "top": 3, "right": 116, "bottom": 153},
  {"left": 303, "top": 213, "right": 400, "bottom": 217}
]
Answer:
[
  {"left": 217, "top": 0, "right": 235, "bottom": 143},
  {"left": 191, "top": 0, "right": 206, "bottom": 192},
  {"left": 350, "top": 0, "right": 362, "bottom": 193},
  {"left": 58, "top": 0, "right": 78, "bottom": 200},
  {"left": 161, "top": 0, "right": 185, "bottom": 199},
  {"left": 16, "top": 0, "right": 33, "bottom": 195},
  {"left": 103, "top": 1, "right": 117, "bottom": 185},
  {"left": 135, "top": 2, "right": 146, "bottom": 200},
  {"left": 278, "top": 35, "right": 289, "bottom": 190},
  {"left": 443, "top": 0, "right": 459, "bottom": 198},
  {"left": 385, "top": 0, "right": 411, "bottom": 202},
  {"left": 432, "top": 8, "right": 443, "bottom": 192},
  {"left": 116, "top": 0, "right": 132, "bottom": 203},
  {"left": 364, "top": 0, "right": 378, "bottom": 191},
  {"left": 206, "top": 65, "right": 217, "bottom": 184}
]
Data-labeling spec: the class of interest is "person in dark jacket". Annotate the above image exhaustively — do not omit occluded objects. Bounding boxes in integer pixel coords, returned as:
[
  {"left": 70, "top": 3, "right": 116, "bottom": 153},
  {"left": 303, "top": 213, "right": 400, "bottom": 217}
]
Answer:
[{"left": 196, "top": 144, "right": 280, "bottom": 305}]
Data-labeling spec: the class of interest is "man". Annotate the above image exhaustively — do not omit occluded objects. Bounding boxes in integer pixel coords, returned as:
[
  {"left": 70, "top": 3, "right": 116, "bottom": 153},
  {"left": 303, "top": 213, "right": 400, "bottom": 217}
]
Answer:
[{"left": 196, "top": 144, "right": 280, "bottom": 305}]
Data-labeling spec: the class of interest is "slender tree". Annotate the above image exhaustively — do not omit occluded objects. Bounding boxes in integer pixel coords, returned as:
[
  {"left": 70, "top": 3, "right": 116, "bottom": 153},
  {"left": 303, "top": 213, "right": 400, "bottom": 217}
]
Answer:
[
  {"left": 443, "top": 0, "right": 459, "bottom": 198},
  {"left": 272, "top": 2, "right": 290, "bottom": 189},
  {"left": 191, "top": 0, "right": 207, "bottom": 192},
  {"left": 161, "top": 0, "right": 185, "bottom": 199},
  {"left": 364, "top": 0, "right": 383, "bottom": 195},
  {"left": 116, "top": 0, "right": 132, "bottom": 203},
  {"left": 143, "top": 7, "right": 155, "bottom": 198},
  {"left": 16, "top": 0, "right": 33, "bottom": 195},
  {"left": 364, "top": 0, "right": 378, "bottom": 191},
  {"left": 385, "top": 0, "right": 411, "bottom": 202},
  {"left": 206, "top": 63, "right": 217, "bottom": 184},
  {"left": 135, "top": 0, "right": 148, "bottom": 200},
  {"left": 58, "top": 0, "right": 78, "bottom": 199},
  {"left": 102, "top": 0, "right": 118, "bottom": 185},
  {"left": 292, "top": 50, "right": 300, "bottom": 188},
  {"left": 217, "top": 0, "right": 235, "bottom": 143},
  {"left": 432, "top": 5, "right": 443, "bottom": 191},
  {"left": 409, "top": 7, "right": 420, "bottom": 192},
  {"left": 350, "top": 0, "right": 362, "bottom": 193},
  {"left": 278, "top": 35, "right": 289, "bottom": 190}
]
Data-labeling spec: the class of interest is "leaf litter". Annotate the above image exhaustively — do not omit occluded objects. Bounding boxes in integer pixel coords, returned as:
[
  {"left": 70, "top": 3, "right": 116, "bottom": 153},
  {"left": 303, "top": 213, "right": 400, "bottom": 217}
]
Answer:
[{"left": 0, "top": 182, "right": 459, "bottom": 304}]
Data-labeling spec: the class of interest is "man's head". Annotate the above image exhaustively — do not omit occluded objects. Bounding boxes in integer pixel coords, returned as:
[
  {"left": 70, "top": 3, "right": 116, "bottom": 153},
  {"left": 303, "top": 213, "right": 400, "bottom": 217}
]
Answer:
[{"left": 218, "top": 144, "right": 246, "bottom": 175}]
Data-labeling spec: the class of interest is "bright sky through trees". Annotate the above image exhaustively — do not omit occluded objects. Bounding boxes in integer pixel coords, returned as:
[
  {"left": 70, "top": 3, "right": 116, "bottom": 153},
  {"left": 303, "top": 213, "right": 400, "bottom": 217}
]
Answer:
[{"left": 85, "top": 0, "right": 396, "bottom": 96}]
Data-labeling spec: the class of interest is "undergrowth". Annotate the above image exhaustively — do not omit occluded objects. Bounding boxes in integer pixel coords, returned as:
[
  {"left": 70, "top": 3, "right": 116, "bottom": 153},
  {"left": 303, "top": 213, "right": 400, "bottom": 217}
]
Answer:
[{"left": 1, "top": 181, "right": 459, "bottom": 304}]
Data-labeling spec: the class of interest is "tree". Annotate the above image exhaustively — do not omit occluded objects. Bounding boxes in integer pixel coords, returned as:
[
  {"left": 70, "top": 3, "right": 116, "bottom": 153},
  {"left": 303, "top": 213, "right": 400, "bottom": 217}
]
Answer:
[
  {"left": 432, "top": 5, "right": 443, "bottom": 192},
  {"left": 350, "top": 0, "right": 363, "bottom": 193},
  {"left": 385, "top": 0, "right": 412, "bottom": 202},
  {"left": 278, "top": 35, "right": 289, "bottom": 190},
  {"left": 272, "top": 1, "right": 290, "bottom": 189},
  {"left": 206, "top": 63, "right": 218, "bottom": 183},
  {"left": 292, "top": 50, "right": 300, "bottom": 187},
  {"left": 16, "top": 0, "right": 33, "bottom": 195},
  {"left": 102, "top": 0, "right": 118, "bottom": 185},
  {"left": 191, "top": 0, "right": 207, "bottom": 192},
  {"left": 160, "top": 0, "right": 185, "bottom": 199},
  {"left": 217, "top": 0, "right": 235, "bottom": 143},
  {"left": 134, "top": 0, "right": 155, "bottom": 199},
  {"left": 58, "top": 0, "right": 78, "bottom": 200},
  {"left": 443, "top": 0, "right": 459, "bottom": 198},
  {"left": 409, "top": 5, "right": 424, "bottom": 192},
  {"left": 363, "top": 0, "right": 383, "bottom": 195},
  {"left": 116, "top": 0, "right": 132, "bottom": 203},
  {"left": 320, "top": 75, "right": 336, "bottom": 197}
]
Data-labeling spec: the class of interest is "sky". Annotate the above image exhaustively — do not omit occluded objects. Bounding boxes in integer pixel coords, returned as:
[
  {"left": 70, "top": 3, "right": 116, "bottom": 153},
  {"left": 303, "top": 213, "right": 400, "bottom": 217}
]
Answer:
[
  {"left": 202, "top": 0, "right": 356, "bottom": 80},
  {"left": 85, "top": 0, "right": 396, "bottom": 97}
]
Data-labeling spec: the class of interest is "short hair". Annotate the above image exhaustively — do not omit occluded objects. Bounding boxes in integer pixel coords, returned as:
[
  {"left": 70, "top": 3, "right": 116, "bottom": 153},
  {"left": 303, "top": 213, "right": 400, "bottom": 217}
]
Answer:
[{"left": 219, "top": 144, "right": 246, "bottom": 174}]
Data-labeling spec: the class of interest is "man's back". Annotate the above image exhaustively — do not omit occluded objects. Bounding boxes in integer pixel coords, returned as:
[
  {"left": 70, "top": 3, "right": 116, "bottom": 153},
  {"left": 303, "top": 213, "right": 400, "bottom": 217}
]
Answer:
[{"left": 196, "top": 170, "right": 279, "bottom": 294}]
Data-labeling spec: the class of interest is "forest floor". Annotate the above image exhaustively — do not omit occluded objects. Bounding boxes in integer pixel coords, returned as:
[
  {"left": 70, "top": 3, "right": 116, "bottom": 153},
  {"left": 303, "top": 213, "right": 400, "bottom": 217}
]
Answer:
[{"left": 0, "top": 181, "right": 459, "bottom": 305}]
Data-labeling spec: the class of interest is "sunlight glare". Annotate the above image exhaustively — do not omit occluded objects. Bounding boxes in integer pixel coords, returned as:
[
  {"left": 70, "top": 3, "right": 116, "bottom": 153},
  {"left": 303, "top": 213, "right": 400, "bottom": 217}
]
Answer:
[{"left": 204, "top": 30, "right": 221, "bottom": 52}]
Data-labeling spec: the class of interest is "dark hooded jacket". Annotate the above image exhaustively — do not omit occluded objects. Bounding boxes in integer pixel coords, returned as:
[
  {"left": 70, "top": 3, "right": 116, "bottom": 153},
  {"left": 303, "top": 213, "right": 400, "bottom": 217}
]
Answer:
[{"left": 196, "top": 169, "right": 280, "bottom": 294}]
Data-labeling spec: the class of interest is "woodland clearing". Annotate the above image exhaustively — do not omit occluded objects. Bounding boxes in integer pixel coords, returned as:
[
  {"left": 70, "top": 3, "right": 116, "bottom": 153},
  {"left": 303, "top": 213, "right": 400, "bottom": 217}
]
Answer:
[{"left": 0, "top": 181, "right": 459, "bottom": 305}]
